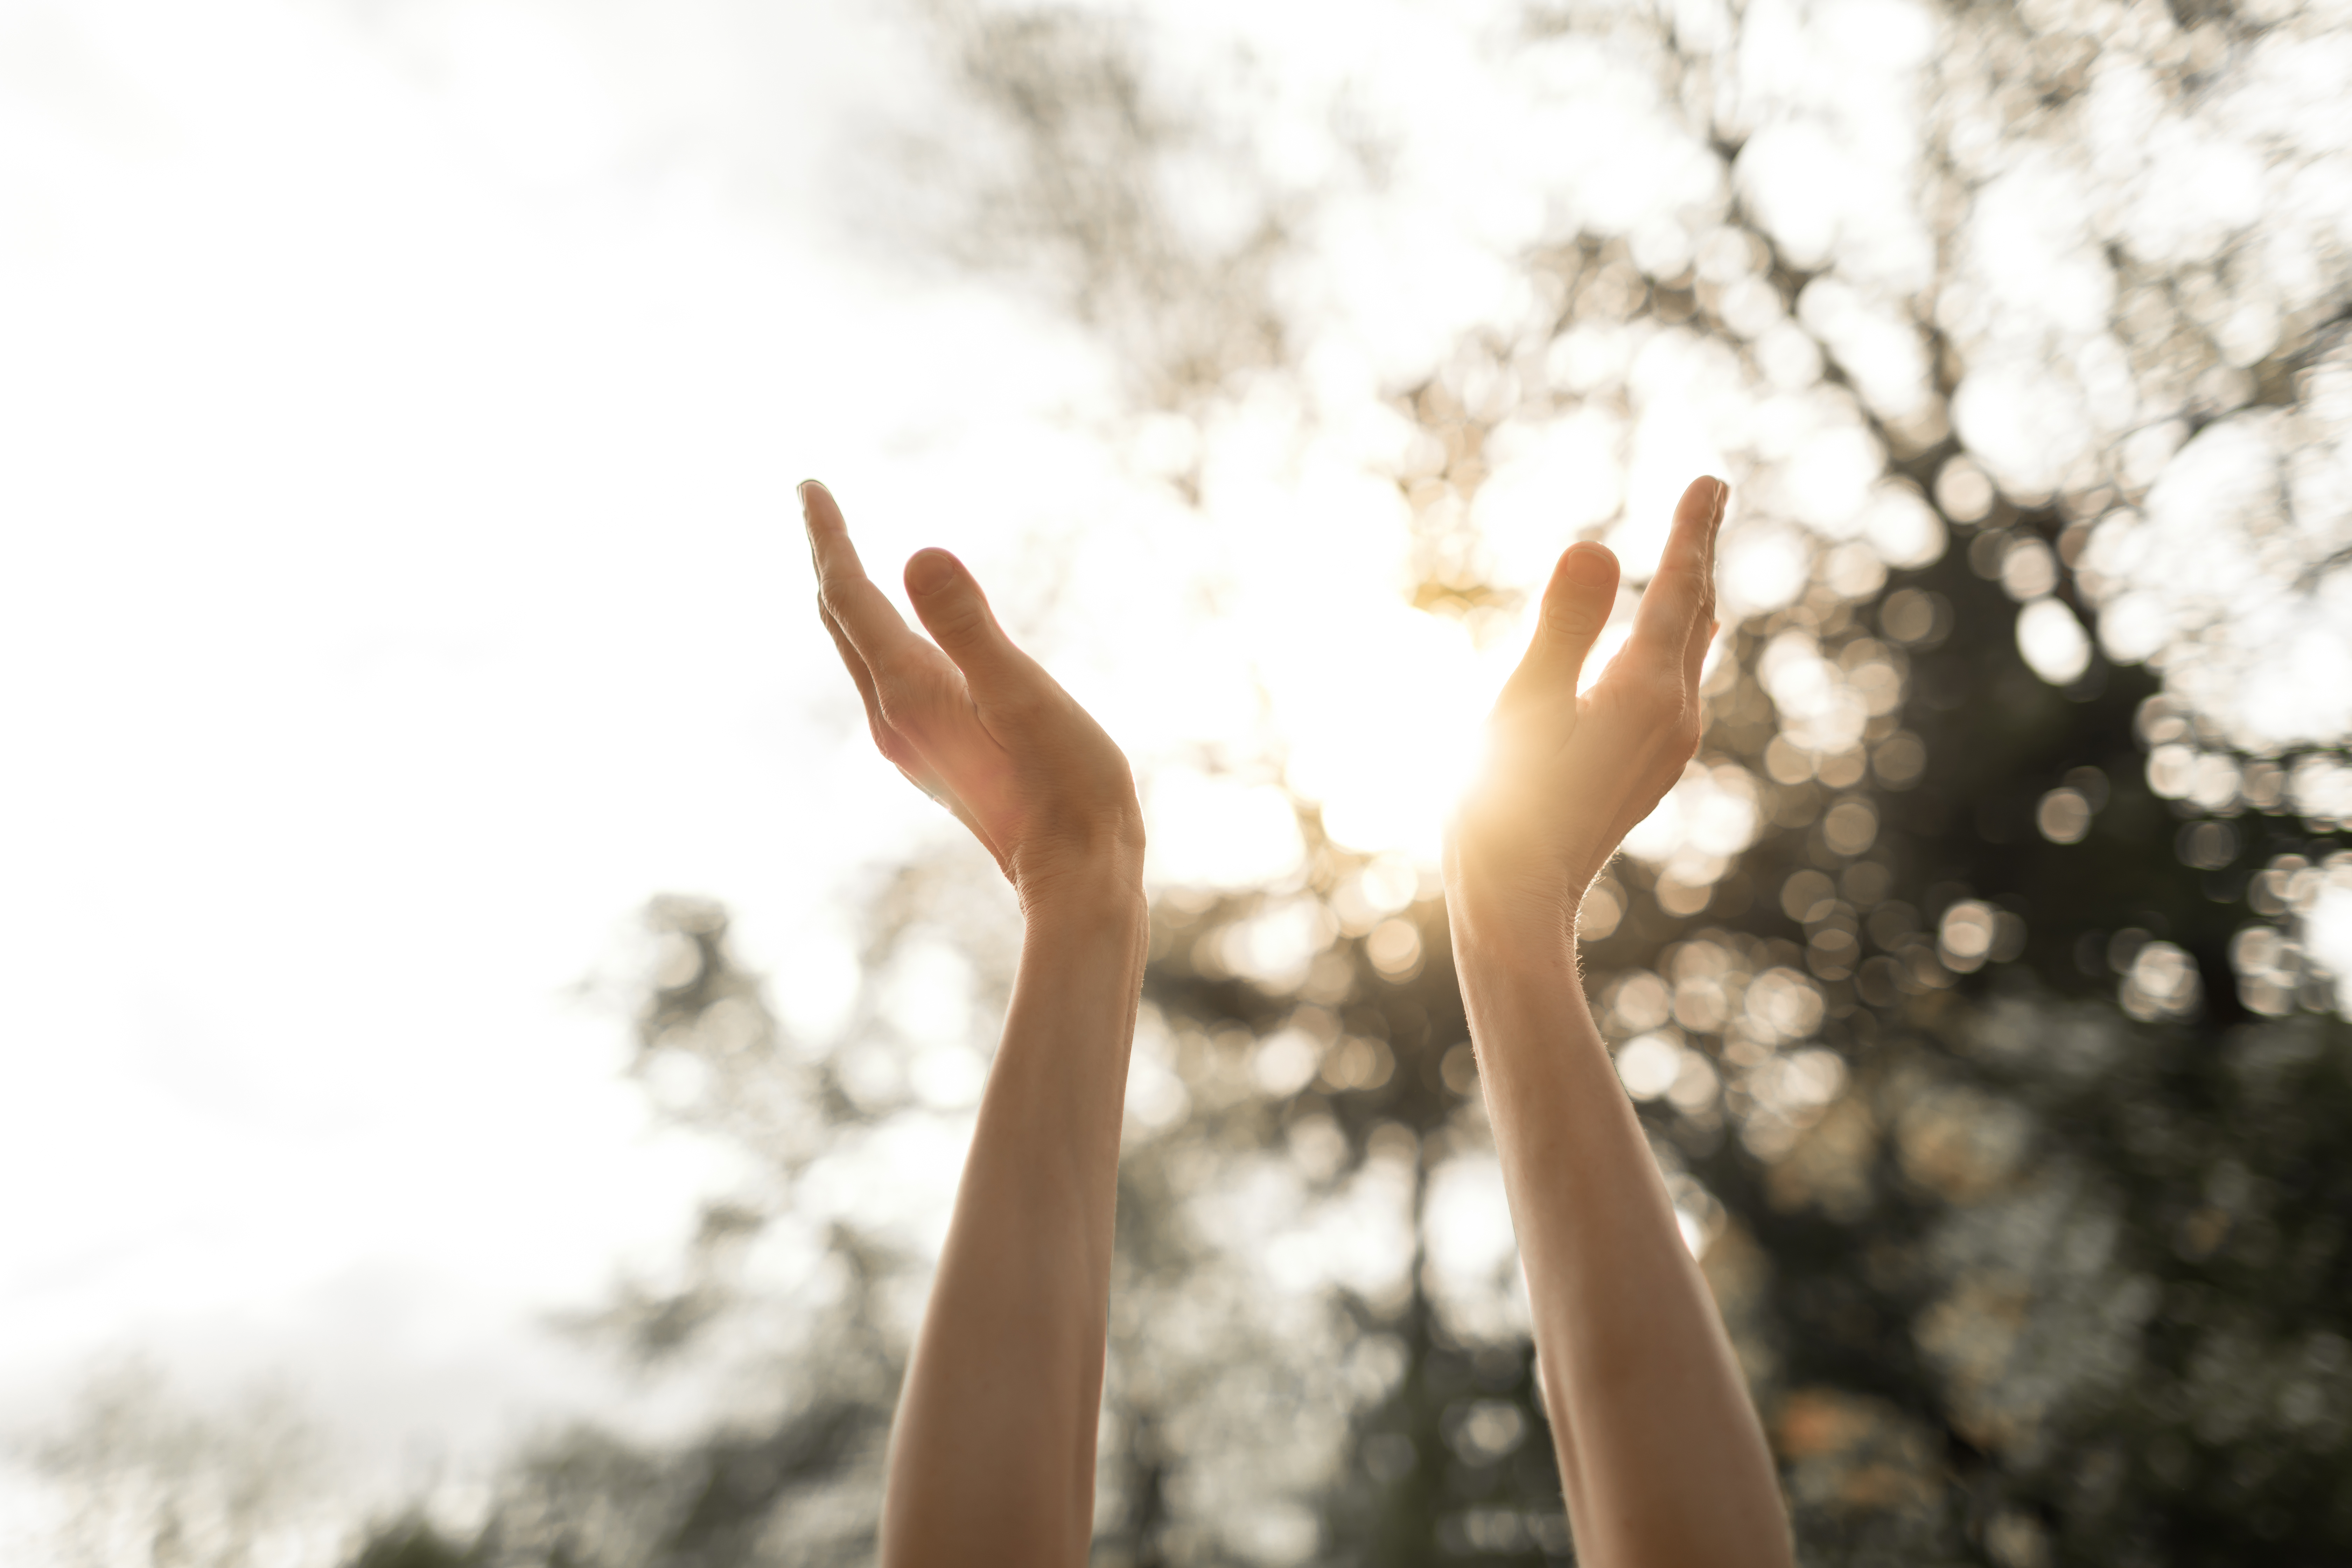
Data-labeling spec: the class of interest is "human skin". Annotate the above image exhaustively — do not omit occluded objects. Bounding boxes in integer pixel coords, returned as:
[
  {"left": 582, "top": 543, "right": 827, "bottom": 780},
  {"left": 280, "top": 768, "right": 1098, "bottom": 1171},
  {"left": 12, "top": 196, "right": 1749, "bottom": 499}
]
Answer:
[
  {"left": 1448, "top": 475, "right": 1793, "bottom": 1566},
  {"left": 802, "top": 480, "right": 1146, "bottom": 1568},
  {"left": 807, "top": 473, "right": 1790, "bottom": 1566}
]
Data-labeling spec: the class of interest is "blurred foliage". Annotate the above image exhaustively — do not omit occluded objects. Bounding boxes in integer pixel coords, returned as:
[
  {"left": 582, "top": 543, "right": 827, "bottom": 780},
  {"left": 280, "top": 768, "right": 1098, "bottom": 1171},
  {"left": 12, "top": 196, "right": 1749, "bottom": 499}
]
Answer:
[
  {"left": 320, "top": 0, "right": 2352, "bottom": 1564},
  {"left": 26, "top": 1360, "right": 326, "bottom": 1568},
  {"left": 906, "top": 0, "right": 1308, "bottom": 436}
]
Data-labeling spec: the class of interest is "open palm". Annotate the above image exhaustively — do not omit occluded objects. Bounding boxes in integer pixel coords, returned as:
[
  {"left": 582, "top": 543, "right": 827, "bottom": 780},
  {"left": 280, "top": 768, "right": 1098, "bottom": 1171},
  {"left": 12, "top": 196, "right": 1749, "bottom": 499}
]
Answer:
[
  {"left": 1448, "top": 475, "right": 1727, "bottom": 944},
  {"left": 802, "top": 480, "right": 1143, "bottom": 904}
]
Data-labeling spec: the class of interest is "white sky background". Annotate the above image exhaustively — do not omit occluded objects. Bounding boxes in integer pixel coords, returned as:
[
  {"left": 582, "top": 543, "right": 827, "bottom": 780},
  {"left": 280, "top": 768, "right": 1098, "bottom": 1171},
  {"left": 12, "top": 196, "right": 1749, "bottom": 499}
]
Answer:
[
  {"left": 5, "top": 0, "right": 2352, "bottom": 1546},
  {"left": 0, "top": 0, "right": 1172, "bottom": 1522}
]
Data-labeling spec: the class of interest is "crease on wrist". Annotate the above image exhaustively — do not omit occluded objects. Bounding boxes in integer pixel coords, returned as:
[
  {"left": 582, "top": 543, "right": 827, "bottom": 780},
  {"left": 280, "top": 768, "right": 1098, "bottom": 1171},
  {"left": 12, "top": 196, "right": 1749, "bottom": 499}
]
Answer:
[
  {"left": 1448, "top": 887, "right": 1581, "bottom": 960},
  {"left": 1018, "top": 875, "right": 1148, "bottom": 927}
]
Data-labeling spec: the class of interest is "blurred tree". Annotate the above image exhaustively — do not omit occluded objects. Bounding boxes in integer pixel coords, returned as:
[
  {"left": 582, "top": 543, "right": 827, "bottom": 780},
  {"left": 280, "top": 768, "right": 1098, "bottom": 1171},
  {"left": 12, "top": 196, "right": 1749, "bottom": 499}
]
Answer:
[
  {"left": 27, "top": 1360, "right": 327, "bottom": 1568},
  {"left": 337, "top": 893, "right": 911, "bottom": 1567},
  {"left": 899, "top": 0, "right": 2352, "bottom": 1561},
  {"left": 344, "top": 0, "right": 2352, "bottom": 1562}
]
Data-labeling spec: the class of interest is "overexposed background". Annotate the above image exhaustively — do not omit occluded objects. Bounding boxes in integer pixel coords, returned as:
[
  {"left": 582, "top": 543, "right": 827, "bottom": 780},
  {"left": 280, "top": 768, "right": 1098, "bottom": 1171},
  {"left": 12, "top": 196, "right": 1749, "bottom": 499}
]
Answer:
[{"left": 6, "top": 0, "right": 2352, "bottom": 1559}]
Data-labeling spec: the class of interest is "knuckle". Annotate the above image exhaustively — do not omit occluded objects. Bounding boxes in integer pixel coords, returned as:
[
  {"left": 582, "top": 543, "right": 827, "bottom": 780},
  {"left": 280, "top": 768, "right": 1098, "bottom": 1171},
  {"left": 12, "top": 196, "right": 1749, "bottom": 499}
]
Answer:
[
  {"left": 934, "top": 599, "right": 988, "bottom": 644},
  {"left": 1543, "top": 599, "right": 1604, "bottom": 639},
  {"left": 923, "top": 587, "right": 992, "bottom": 648}
]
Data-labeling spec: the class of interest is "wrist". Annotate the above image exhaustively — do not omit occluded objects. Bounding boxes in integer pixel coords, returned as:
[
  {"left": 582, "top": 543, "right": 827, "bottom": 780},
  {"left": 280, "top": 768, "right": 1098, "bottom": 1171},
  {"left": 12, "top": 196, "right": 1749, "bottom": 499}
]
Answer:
[
  {"left": 1446, "top": 905, "right": 1593, "bottom": 1064},
  {"left": 1016, "top": 864, "right": 1148, "bottom": 930},
  {"left": 1010, "top": 812, "right": 1146, "bottom": 923},
  {"left": 1443, "top": 877, "right": 1581, "bottom": 970}
]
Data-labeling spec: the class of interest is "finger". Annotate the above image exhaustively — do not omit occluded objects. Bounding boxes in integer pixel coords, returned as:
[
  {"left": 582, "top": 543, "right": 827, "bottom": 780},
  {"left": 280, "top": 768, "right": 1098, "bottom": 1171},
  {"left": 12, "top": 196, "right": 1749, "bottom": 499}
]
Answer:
[
  {"left": 1680, "top": 486, "right": 1727, "bottom": 694},
  {"left": 824, "top": 602, "right": 1003, "bottom": 856},
  {"left": 818, "top": 600, "right": 888, "bottom": 743},
  {"left": 820, "top": 601, "right": 964, "bottom": 796},
  {"left": 1495, "top": 542, "right": 1620, "bottom": 719},
  {"left": 904, "top": 547, "right": 1052, "bottom": 715},
  {"left": 1623, "top": 476, "right": 1727, "bottom": 674},
  {"left": 801, "top": 479, "right": 930, "bottom": 671},
  {"left": 1682, "top": 616, "right": 1719, "bottom": 708}
]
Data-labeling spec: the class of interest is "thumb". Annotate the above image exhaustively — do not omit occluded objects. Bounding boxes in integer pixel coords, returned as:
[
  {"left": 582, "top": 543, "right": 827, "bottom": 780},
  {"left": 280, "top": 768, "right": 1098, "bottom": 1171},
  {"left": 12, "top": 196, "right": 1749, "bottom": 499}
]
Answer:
[
  {"left": 1504, "top": 543, "right": 1620, "bottom": 711},
  {"left": 904, "top": 548, "right": 1042, "bottom": 705}
]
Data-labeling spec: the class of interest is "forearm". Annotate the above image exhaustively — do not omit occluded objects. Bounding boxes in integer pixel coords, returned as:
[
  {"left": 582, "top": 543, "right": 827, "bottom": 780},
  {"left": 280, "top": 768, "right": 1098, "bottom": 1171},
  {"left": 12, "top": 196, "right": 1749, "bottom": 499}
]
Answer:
[
  {"left": 879, "top": 879, "right": 1147, "bottom": 1568},
  {"left": 1454, "top": 913, "right": 1789, "bottom": 1568}
]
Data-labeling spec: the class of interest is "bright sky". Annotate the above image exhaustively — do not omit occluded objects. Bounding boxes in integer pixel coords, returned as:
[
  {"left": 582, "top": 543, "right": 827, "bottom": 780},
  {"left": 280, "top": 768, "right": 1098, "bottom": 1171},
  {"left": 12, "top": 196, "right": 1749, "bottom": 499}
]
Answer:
[{"left": 0, "top": 0, "right": 1126, "bottom": 1511}]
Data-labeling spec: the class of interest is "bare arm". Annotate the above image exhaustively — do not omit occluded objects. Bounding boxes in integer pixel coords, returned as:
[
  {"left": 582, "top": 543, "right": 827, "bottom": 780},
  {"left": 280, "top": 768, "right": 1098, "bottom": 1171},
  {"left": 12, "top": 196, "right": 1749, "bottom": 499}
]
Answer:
[
  {"left": 1445, "top": 477, "right": 1792, "bottom": 1567},
  {"left": 801, "top": 481, "right": 1144, "bottom": 1567}
]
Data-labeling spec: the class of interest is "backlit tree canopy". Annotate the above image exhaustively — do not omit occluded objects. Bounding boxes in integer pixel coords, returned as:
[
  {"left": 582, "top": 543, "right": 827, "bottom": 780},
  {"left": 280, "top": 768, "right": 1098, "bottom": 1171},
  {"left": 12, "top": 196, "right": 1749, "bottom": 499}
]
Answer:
[{"left": 318, "top": 0, "right": 2352, "bottom": 1565}]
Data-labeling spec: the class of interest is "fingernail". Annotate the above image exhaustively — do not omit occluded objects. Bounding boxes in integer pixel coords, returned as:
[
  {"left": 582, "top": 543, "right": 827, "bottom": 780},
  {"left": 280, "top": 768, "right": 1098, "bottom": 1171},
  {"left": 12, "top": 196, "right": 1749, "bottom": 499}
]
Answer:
[
  {"left": 796, "top": 479, "right": 825, "bottom": 517},
  {"left": 1547, "top": 547, "right": 1612, "bottom": 632},
  {"left": 1561, "top": 545, "right": 1612, "bottom": 588},
  {"left": 906, "top": 548, "right": 957, "bottom": 595},
  {"left": 1712, "top": 478, "right": 1730, "bottom": 523}
]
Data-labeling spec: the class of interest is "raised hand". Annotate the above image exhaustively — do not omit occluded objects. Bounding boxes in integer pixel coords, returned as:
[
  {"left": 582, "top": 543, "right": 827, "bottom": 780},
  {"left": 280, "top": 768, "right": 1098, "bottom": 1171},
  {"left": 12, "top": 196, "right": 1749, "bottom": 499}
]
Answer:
[
  {"left": 1448, "top": 475, "right": 1727, "bottom": 945},
  {"left": 801, "top": 479, "right": 1144, "bottom": 909},
  {"left": 806, "top": 481, "right": 1149, "bottom": 1567},
  {"left": 1441, "top": 474, "right": 1788, "bottom": 1568}
]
